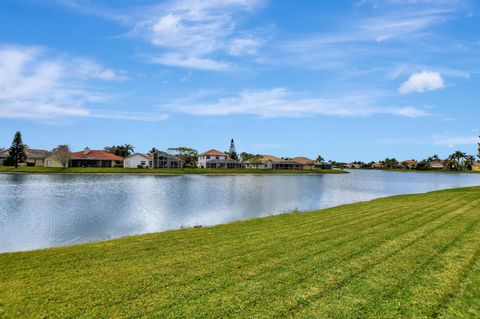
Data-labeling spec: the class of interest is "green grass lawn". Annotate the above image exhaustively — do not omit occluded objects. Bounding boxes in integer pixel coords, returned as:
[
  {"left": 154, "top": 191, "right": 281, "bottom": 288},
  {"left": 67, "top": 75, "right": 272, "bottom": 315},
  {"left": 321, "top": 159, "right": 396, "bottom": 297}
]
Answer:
[
  {"left": 0, "top": 166, "right": 344, "bottom": 175},
  {"left": 1, "top": 187, "right": 480, "bottom": 318}
]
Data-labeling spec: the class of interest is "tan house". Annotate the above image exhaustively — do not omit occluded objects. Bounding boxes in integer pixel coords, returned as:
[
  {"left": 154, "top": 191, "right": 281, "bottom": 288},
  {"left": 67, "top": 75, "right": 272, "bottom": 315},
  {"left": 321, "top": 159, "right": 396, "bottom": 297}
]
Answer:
[
  {"left": 429, "top": 160, "right": 445, "bottom": 170},
  {"left": 243, "top": 155, "right": 282, "bottom": 169},
  {"left": 290, "top": 157, "right": 316, "bottom": 170},
  {"left": 345, "top": 163, "right": 361, "bottom": 169},
  {"left": 243, "top": 155, "right": 304, "bottom": 170},
  {"left": 401, "top": 160, "right": 418, "bottom": 169},
  {"left": 45, "top": 152, "right": 68, "bottom": 168},
  {"left": 372, "top": 162, "right": 384, "bottom": 169},
  {"left": 473, "top": 163, "right": 480, "bottom": 172},
  {"left": 0, "top": 148, "right": 50, "bottom": 166},
  {"left": 25, "top": 149, "right": 50, "bottom": 166}
]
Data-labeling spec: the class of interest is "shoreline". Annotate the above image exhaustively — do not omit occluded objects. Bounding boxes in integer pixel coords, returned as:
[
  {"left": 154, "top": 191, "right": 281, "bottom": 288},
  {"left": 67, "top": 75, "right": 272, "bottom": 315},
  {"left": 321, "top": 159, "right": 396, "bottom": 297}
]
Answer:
[
  {"left": 1, "top": 185, "right": 478, "bottom": 254},
  {"left": 0, "top": 166, "right": 346, "bottom": 175}
]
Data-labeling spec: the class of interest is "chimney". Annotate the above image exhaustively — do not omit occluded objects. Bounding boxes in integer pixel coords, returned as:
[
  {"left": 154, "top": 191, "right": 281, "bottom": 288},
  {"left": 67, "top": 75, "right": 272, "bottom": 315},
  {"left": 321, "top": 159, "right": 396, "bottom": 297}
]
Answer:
[{"left": 83, "top": 147, "right": 90, "bottom": 155}]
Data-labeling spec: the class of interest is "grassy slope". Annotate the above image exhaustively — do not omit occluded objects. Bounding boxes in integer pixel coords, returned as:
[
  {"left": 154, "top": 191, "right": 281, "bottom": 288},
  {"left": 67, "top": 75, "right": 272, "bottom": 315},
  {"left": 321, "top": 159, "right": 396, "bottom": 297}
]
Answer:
[
  {"left": 1, "top": 187, "right": 480, "bottom": 318},
  {"left": 0, "top": 166, "right": 344, "bottom": 175}
]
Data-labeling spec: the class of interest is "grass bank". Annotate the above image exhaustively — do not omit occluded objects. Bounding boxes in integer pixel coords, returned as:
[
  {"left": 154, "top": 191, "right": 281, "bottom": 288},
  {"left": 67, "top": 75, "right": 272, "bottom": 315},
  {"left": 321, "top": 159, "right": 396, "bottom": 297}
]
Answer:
[
  {"left": 0, "top": 166, "right": 345, "bottom": 175},
  {"left": 1, "top": 187, "right": 480, "bottom": 318}
]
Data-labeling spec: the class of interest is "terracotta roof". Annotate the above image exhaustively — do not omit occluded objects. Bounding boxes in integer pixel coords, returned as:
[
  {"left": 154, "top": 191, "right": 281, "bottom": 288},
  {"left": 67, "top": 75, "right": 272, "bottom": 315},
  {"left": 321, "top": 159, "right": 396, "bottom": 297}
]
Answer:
[
  {"left": 244, "top": 155, "right": 282, "bottom": 164},
  {"left": 70, "top": 150, "right": 124, "bottom": 161},
  {"left": 290, "top": 157, "right": 315, "bottom": 165},
  {"left": 402, "top": 160, "right": 417, "bottom": 164},
  {"left": 473, "top": 162, "right": 480, "bottom": 168},
  {"left": 199, "top": 149, "right": 226, "bottom": 157}
]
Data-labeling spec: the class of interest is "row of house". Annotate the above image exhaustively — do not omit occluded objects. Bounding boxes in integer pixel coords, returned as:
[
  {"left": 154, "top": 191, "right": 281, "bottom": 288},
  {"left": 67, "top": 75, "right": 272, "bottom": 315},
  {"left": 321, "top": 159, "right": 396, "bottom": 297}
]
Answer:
[
  {"left": 369, "top": 160, "right": 443, "bottom": 169},
  {"left": 368, "top": 160, "right": 480, "bottom": 171},
  {"left": 196, "top": 150, "right": 330, "bottom": 170},
  {"left": 0, "top": 147, "right": 125, "bottom": 168},
  {"left": 0, "top": 147, "right": 325, "bottom": 170}
]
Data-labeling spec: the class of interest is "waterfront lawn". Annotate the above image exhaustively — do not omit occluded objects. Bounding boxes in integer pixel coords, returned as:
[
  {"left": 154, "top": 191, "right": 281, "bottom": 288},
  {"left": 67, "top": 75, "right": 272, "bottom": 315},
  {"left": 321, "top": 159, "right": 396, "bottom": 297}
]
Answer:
[
  {"left": 0, "top": 166, "right": 345, "bottom": 175},
  {"left": 1, "top": 187, "right": 480, "bottom": 318}
]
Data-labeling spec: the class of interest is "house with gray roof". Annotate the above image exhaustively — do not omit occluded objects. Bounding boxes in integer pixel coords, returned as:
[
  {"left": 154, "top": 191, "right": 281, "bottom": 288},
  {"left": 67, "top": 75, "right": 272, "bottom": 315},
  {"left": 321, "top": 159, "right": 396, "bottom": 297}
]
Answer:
[
  {"left": 152, "top": 151, "right": 183, "bottom": 169},
  {"left": 206, "top": 158, "right": 243, "bottom": 169}
]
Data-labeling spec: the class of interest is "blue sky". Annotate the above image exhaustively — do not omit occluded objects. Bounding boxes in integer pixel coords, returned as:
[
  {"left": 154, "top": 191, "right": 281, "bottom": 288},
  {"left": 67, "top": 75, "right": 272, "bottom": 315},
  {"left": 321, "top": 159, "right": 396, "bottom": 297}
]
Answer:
[{"left": 0, "top": 0, "right": 479, "bottom": 162}]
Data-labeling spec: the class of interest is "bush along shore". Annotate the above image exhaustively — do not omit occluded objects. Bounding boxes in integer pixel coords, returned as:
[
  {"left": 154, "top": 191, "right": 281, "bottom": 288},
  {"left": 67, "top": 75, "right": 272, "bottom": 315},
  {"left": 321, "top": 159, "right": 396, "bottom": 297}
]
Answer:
[{"left": 1, "top": 186, "right": 480, "bottom": 318}]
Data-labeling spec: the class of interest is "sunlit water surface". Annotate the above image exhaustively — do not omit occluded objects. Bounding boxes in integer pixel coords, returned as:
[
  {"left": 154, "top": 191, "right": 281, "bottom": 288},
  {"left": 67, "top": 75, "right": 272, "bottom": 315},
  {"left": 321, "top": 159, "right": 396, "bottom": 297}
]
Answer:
[{"left": 1, "top": 170, "right": 479, "bottom": 252}]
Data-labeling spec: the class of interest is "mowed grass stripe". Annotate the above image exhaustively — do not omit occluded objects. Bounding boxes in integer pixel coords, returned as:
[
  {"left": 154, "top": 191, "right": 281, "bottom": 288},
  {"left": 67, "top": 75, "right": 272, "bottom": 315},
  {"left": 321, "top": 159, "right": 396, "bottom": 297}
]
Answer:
[
  {"left": 79, "top": 194, "right": 468, "bottom": 315},
  {"left": 293, "top": 200, "right": 480, "bottom": 318},
  {"left": 1, "top": 187, "right": 479, "bottom": 318},
  {"left": 438, "top": 248, "right": 480, "bottom": 318},
  {"left": 225, "top": 198, "right": 480, "bottom": 318}
]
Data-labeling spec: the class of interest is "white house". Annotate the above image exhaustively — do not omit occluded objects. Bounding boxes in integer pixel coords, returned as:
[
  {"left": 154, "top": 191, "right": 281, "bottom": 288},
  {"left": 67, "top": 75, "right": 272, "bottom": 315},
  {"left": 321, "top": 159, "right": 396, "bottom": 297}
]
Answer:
[
  {"left": 124, "top": 153, "right": 152, "bottom": 168},
  {"left": 197, "top": 149, "right": 227, "bottom": 168}
]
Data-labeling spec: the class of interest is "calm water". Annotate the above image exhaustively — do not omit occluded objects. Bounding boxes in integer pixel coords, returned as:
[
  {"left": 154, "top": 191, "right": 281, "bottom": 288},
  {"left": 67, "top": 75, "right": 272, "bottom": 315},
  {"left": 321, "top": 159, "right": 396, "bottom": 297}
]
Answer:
[{"left": 1, "top": 170, "right": 479, "bottom": 252}]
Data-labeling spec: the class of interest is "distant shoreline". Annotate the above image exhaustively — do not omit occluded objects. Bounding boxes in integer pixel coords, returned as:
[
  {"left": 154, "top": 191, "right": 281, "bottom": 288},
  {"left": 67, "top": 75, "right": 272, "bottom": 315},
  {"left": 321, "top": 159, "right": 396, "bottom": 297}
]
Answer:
[
  {"left": 0, "top": 166, "right": 346, "bottom": 175},
  {"left": 374, "top": 168, "right": 480, "bottom": 174}
]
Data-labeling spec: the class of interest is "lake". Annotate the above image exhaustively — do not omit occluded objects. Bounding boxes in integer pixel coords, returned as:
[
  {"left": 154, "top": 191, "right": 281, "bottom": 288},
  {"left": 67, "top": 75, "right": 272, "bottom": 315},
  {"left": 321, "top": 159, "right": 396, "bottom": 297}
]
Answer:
[{"left": 1, "top": 170, "right": 479, "bottom": 252}]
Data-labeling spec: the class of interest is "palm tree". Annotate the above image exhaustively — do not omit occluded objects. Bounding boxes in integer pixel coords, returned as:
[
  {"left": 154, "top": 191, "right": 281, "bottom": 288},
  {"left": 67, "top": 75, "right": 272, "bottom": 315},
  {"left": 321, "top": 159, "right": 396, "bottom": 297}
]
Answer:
[
  {"left": 316, "top": 155, "right": 325, "bottom": 163},
  {"left": 124, "top": 144, "right": 135, "bottom": 157},
  {"left": 447, "top": 151, "right": 468, "bottom": 170}
]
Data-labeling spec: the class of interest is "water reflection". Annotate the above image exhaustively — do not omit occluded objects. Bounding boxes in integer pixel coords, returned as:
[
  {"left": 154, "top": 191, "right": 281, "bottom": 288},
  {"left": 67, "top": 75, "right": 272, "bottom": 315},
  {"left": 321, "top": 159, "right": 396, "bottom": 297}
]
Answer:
[{"left": 0, "top": 170, "right": 479, "bottom": 252}]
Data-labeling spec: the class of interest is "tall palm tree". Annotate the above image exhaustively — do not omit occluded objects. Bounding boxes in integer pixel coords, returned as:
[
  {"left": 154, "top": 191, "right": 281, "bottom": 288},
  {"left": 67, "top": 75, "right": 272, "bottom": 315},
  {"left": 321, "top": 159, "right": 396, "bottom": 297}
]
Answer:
[
  {"left": 447, "top": 151, "right": 468, "bottom": 170},
  {"left": 124, "top": 144, "right": 135, "bottom": 157}
]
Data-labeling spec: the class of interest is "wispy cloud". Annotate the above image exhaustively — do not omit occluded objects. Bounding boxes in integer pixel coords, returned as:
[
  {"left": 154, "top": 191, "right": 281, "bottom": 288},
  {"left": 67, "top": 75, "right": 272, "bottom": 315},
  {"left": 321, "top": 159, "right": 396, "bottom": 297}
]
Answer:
[
  {"left": 55, "top": 0, "right": 266, "bottom": 70},
  {"left": 0, "top": 45, "right": 165, "bottom": 121},
  {"left": 399, "top": 71, "right": 445, "bottom": 94},
  {"left": 163, "top": 87, "right": 429, "bottom": 118},
  {"left": 277, "top": 2, "right": 466, "bottom": 73},
  {"left": 134, "top": 0, "right": 266, "bottom": 70}
]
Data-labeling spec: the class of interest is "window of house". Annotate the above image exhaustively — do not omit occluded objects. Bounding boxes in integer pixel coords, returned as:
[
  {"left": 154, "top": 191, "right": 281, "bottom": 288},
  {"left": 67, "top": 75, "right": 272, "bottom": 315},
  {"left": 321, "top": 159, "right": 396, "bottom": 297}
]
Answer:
[
  {"left": 141, "top": 161, "right": 146, "bottom": 165},
  {"left": 207, "top": 156, "right": 211, "bottom": 159},
  {"left": 216, "top": 156, "right": 219, "bottom": 159}
]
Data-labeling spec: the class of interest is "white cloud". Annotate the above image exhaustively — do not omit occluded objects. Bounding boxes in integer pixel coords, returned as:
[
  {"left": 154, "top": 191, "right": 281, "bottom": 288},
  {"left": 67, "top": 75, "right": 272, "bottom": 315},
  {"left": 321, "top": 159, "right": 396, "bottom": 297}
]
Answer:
[
  {"left": 164, "top": 88, "right": 429, "bottom": 118},
  {"left": 131, "top": 0, "right": 266, "bottom": 69},
  {"left": 0, "top": 45, "right": 163, "bottom": 122},
  {"left": 151, "top": 54, "right": 230, "bottom": 71},
  {"left": 228, "top": 37, "right": 262, "bottom": 56},
  {"left": 398, "top": 71, "right": 445, "bottom": 94}
]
